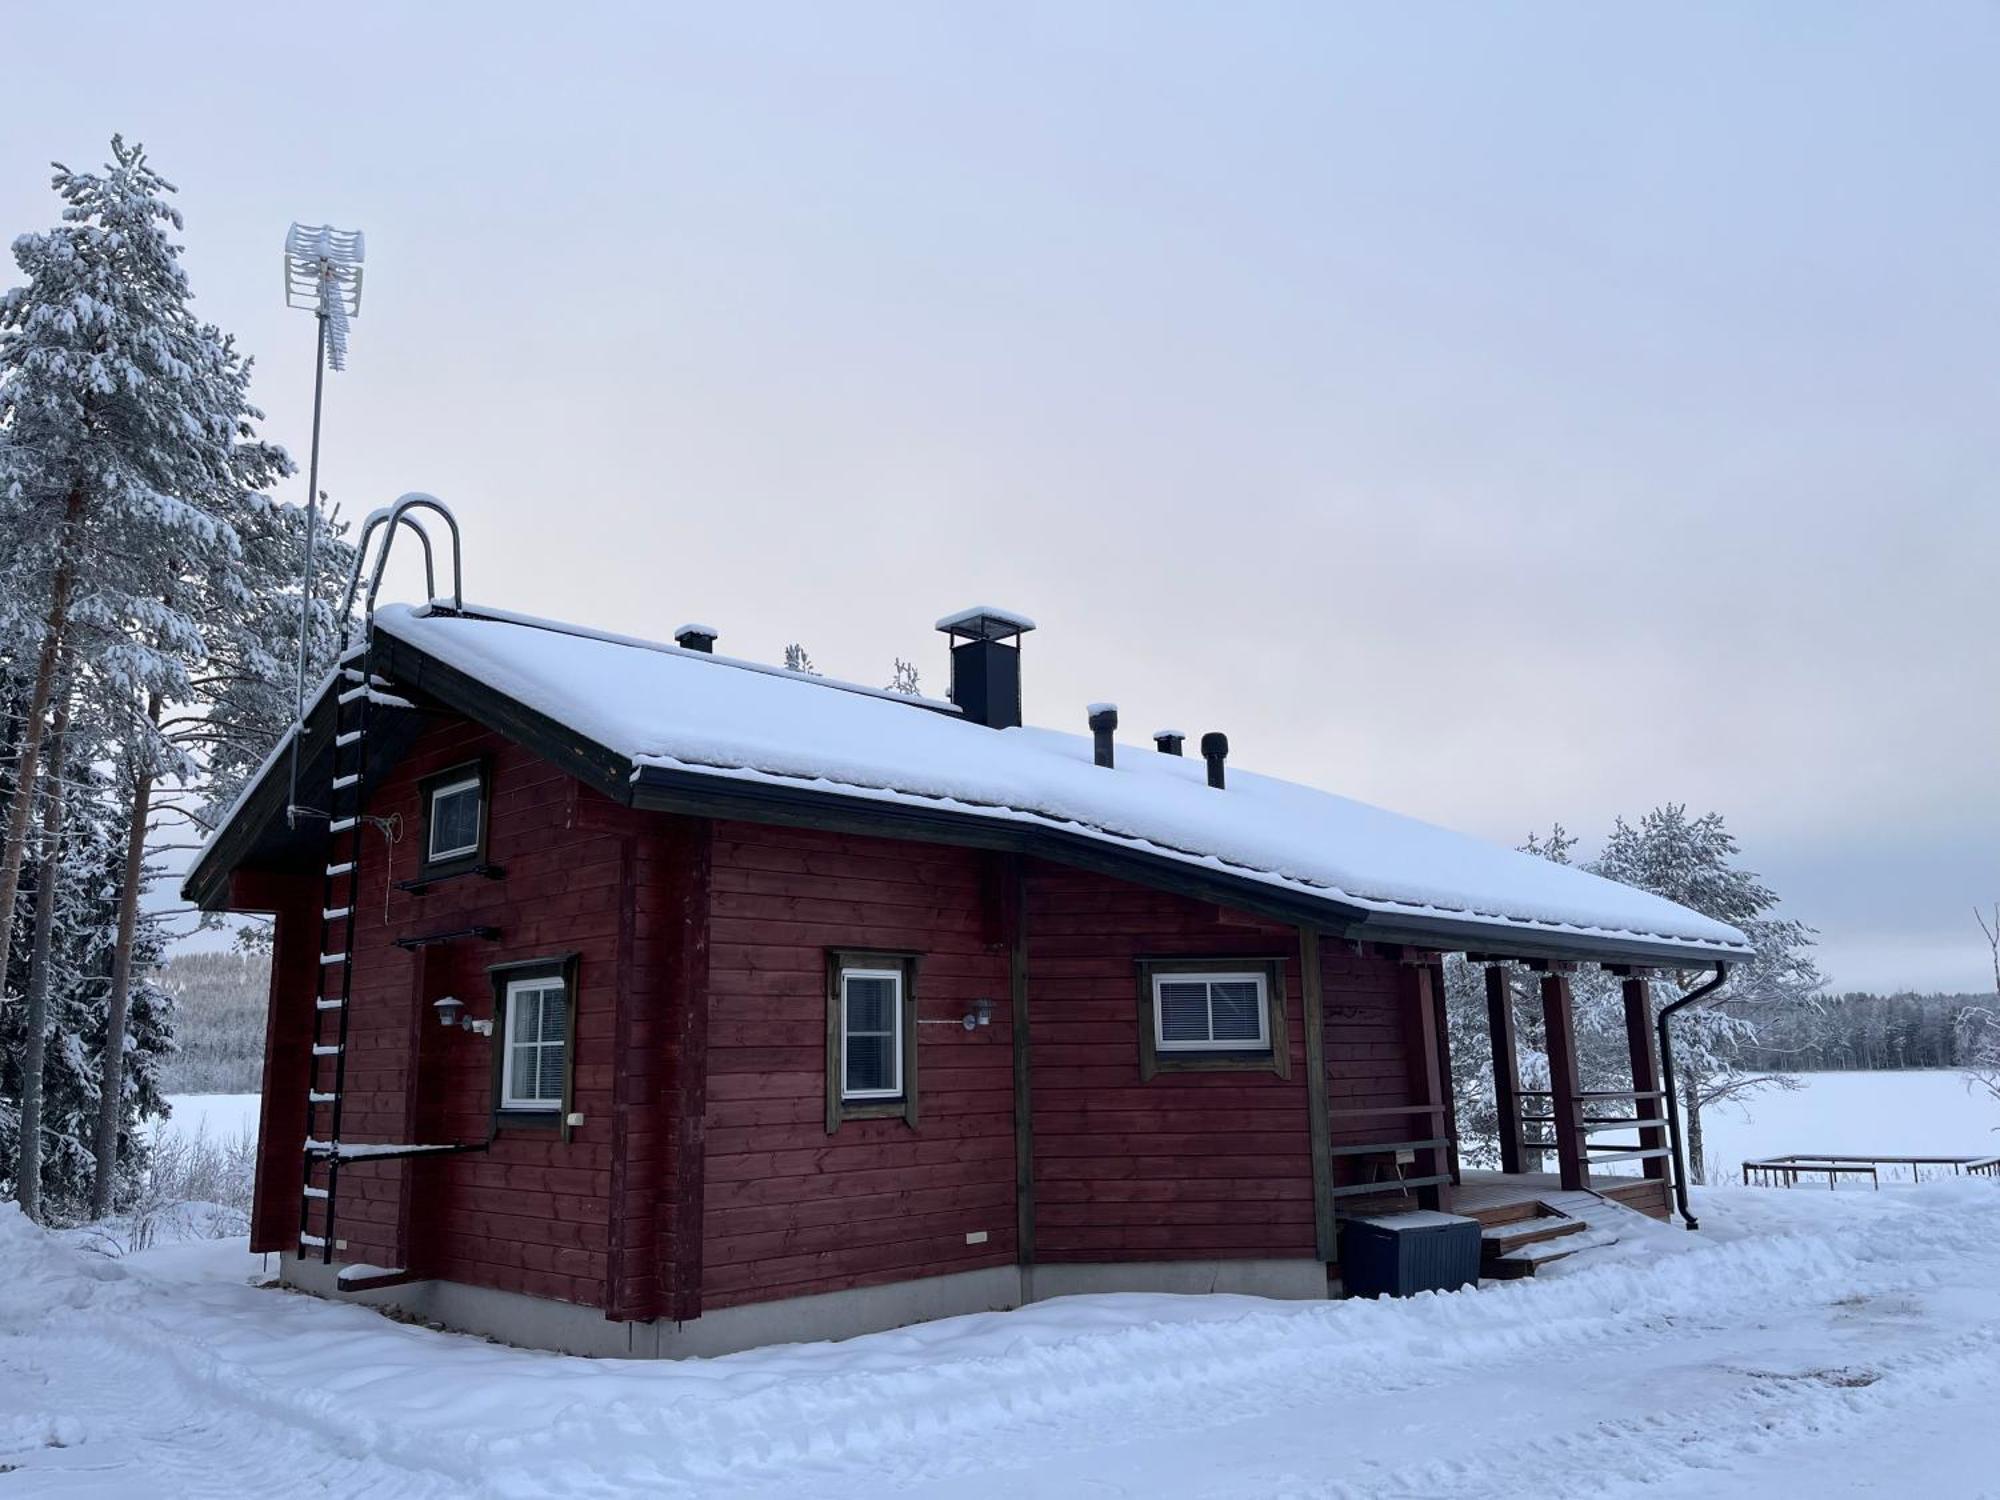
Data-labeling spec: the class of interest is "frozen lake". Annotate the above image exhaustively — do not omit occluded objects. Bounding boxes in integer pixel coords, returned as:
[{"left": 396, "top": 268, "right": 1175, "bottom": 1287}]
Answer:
[
  {"left": 151, "top": 1093, "right": 262, "bottom": 1149},
  {"left": 1694, "top": 1070, "right": 1999, "bottom": 1183}
]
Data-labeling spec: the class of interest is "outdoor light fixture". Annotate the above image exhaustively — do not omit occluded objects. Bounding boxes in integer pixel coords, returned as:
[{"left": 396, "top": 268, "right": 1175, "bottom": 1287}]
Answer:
[
  {"left": 964, "top": 998, "right": 994, "bottom": 1032},
  {"left": 431, "top": 996, "right": 493, "bottom": 1036}
]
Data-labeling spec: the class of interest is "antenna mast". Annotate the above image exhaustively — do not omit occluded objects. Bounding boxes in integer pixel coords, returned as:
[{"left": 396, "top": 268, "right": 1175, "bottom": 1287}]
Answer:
[{"left": 282, "top": 224, "right": 366, "bottom": 822}]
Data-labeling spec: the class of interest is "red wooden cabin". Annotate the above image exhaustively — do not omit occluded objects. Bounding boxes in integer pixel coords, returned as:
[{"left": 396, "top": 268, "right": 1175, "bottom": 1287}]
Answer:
[{"left": 188, "top": 557, "right": 1748, "bottom": 1356}]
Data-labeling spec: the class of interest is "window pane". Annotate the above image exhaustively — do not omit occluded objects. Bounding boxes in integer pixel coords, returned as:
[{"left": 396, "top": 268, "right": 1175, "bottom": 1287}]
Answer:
[
  {"left": 430, "top": 783, "right": 481, "bottom": 858},
  {"left": 1210, "top": 981, "right": 1263, "bottom": 1043},
  {"left": 846, "top": 1033, "right": 895, "bottom": 1094},
  {"left": 536, "top": 1043, "right": 564, "bottom": 1102},
  {"left": 535, "top": 986, "right": 566, "bottom": 1044},
  {"left": 1158, "top": 981, "right": 1211, "bottom": 1043},
  {"left": 510, "top": 1044, "right": 536, "bottom": 1098},
  {"left": 845, "top": 975, "right": 896, "bottom": 1034}
]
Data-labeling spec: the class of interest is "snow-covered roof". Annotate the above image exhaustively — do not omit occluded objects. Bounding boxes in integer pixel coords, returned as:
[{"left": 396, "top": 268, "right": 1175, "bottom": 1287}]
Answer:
[{"left": 363, "top": 604, "right": 1749, "bottom": 959}]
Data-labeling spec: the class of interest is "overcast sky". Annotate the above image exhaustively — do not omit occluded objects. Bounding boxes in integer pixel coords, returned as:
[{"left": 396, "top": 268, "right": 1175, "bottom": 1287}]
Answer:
[{"left": 7, "top": 3, "right": 1994, "bottom": 991}]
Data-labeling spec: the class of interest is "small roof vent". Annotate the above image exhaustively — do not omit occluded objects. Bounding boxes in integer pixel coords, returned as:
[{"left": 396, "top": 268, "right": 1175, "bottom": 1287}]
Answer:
[
  {"left": 1153, "top": 730, "right": 1184, "bottom": 756},
  {"left": 673, "top": 623, "right": 718, "bottom": 654}
]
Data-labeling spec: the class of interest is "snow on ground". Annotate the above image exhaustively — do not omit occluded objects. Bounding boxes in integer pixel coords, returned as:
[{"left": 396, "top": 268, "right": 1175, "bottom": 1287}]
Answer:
[
  {"left": 6, "top": 1183, "right": 2000, "bottom": 1497},
  {"left": 1697, "top": 1070, "right": 2000, "bottom": 1183}
]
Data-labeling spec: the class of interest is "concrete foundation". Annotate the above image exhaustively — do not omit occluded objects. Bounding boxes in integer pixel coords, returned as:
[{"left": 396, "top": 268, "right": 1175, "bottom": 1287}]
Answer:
[{"left": 280, "top": 1252, "right": 1333, "bottom": 1359}]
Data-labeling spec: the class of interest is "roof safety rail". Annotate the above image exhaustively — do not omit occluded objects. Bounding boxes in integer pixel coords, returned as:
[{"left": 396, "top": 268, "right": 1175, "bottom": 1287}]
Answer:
[{"left": 339, "top": 493, "right": 464, "bottom": 652}]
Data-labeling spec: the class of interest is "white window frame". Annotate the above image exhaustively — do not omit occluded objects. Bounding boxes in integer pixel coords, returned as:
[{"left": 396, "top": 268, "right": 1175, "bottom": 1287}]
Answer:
[
  {"left": 840, "top": 967, "right": 905, "bottom": 1101},
  {"left": 1151, "top": 970, "right": 1271, "bottom": 1052},
  {"left": 427, "top": 774, "right": 483, "bottom": 864},
  {"left": 500, "top": 975, "right": 567, "bottom": 1111}
]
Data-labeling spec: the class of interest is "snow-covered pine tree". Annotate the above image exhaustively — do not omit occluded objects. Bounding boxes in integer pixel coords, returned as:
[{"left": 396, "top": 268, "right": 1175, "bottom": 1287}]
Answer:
[
  {"left": 0, "top": 138, "right": 296, "bottom": 1216},
  {"left": 1443, "top": 806, "right": 1820, "bottom": 1181},
  {"left": 0, "top": 741, "right": 171, "bottom": 1222},
  {"left": 0, "top": 138, "right": 272, "bottom": 1007},
  {"left": 1589, "top": 805, "right": 1821, "bottom": 1181}
]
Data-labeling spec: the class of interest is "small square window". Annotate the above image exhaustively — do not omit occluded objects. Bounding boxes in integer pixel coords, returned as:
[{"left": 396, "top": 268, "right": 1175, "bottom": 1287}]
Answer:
[
  {"left": 418, "top": 761, "right": 488, "bottom": 876},
  {"left": 428, "top": 777, "right": 482, "bottom": 863}
]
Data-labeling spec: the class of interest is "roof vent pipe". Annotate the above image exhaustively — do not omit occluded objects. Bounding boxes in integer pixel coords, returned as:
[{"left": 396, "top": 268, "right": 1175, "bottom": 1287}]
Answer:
[
  {"left": 1153, "top": 730, "right": 1184, "bottom": 756},
  {"left": 1200, "top": 732, "right": 1228, "bottom": 788},
  {"left": 1088, "top": 704, "right": 1118, "bottom": 768},
  {"left": 674, "top": 623, "right": 718, "bottom": 654}
]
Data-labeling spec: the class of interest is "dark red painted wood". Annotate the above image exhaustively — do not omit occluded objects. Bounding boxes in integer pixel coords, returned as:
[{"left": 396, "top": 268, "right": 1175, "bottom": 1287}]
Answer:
[
  {"left": 698, "top": 821, "right": 1015, "bottom": 1310},
  {"left": 225, "top": 709, "right": 1440, "bottom": 1323},
  {"left": 233, "top": 869, "right": 316, "bottom": 1254}
]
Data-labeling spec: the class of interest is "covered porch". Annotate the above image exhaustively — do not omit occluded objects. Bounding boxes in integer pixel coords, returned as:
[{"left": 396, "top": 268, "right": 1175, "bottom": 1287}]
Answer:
[{"left": 1316, "top": 951, "right": 1687, "bottom": 1277}]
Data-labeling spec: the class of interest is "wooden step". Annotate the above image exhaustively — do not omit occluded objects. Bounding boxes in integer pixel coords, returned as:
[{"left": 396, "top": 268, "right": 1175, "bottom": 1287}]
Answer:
[
  {"left": 1484, "top": 1233, "right": 1589, "bottom": 1280},
  {"left": 1482, "top": 1214, "right": 1588, "bottom": 1257}
]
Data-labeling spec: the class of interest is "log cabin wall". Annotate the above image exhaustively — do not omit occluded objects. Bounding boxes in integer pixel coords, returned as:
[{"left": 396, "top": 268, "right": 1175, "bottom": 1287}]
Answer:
[
  {"left": 1023, "top": 862, "right": 1323, "bottom": 1264},
  {"left": 302, "top": 718, "right": 632, "bottom": 1309},
  {"left": 251, "top": 712, "right": 1438, "bottom": 1322},
  {"left": 1321, "top": 943, "right": 1431, "bottom": 1159},
  {"left": 698, "top": 822, "right": 1018, "bottom": 1311}
]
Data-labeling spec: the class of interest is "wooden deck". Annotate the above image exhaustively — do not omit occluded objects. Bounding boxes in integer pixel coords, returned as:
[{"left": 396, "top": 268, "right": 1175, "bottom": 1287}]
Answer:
[
  {"left": 1337, "top": 1170, "right": 1674, "bottom": 1229},
  {"left": 1454, "top": 1170, "right": 1673, "bottom": 1226}
]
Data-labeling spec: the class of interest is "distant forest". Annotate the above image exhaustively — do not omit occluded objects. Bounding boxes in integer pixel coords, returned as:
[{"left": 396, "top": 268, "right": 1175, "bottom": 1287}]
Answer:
[
  {"left": 1719, "top": 990, "right": 1996, "bottom": 1073},
  {"left": 156, "top": 951, "right": 269, "bottom": 1095}
]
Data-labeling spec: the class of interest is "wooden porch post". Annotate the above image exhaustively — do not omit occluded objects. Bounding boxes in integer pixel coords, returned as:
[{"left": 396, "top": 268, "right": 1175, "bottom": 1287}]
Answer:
[
  {"left": 1539, "top": 972, "right": 1589, "bottom": 1191},
  {"left": 1299, "top": 928, "right": 1336, "bottom": 1261},
  {"left": 1621, "top": 973, "right": 1669, "bottom": 1183},
  {"left": 1400, "top": 960, "right": 1453, "bottom": 1212},
  {"left": 1484, "top": 965, "right": 1525, "bottom": 1175}
]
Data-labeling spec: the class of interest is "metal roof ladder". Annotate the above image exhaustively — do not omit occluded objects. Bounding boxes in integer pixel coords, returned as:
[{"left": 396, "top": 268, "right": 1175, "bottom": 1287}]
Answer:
[{"left": 296, "top": 495, "right": 469, "bottom": 1264}]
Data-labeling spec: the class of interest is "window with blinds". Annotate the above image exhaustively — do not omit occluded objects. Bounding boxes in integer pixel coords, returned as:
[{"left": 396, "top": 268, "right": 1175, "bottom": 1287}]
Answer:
[
  {"left": 826, "top": 950, "right": 921, "bottom": 1130},
  {"left": 1152, "top": 972, "right": 1270, "bottom": 1051},
  {"left": 841, "top": 969, "right": 904, "bottom": 1099},
  {"left": 502, "top": 976, "right": 568, "bottom": 1110}
]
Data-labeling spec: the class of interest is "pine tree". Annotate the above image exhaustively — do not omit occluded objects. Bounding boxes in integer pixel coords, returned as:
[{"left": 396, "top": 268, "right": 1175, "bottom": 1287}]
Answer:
[
  {"left": 0, "top": 138, "right": 273, "bottom": 1005},
  {"left": 0, "top": 137, "right": 299, "bottom": 1218},
  {"left": 1444, "top": 806, "right": 1820, "bottom": 1181}
]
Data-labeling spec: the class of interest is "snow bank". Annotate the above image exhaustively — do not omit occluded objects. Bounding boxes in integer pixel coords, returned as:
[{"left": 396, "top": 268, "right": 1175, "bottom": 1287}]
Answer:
[
  {"left": 0, "top": 1204, "right": 129, "bottom": 1333},
  {"left": 6, "top": 1182, "right": 2000, "bottom": 1494},
  {"left": 372, "top": 604, "right": 1749, "bottom": 957}
]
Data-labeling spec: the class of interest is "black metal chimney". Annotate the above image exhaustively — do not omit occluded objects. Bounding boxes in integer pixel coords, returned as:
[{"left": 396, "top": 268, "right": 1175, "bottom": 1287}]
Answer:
[
  {"left": 936, "top": 607, "right": 1036, "bottom": 729},
  {"left": 1088, "top": 704, "right": 1118, "bottom": 767},
  {"left": 1152, "top": 730, "right": 1184, "bottom": 756},
  {"left": 1201, "top": 732, "right": 1228, "bottom": 788},
  {"left": 674, "top": 623, "right": 717, "bottom": 654}
]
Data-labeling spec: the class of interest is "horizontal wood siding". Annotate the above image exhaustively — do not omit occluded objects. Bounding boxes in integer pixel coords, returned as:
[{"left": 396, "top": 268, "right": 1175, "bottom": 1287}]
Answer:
[
  {"left": 1321, "top": 940, "right": 1428, "bottom": 1193},
  {"left": 700, "top": 823, "right": 1015, "bottom": 1310},
  {"left": 321, "top": 718, "right": 632, "bottom": 1309},
  {"left": 1025, "top": 862, "right": 1320, "bottom": 1262}
]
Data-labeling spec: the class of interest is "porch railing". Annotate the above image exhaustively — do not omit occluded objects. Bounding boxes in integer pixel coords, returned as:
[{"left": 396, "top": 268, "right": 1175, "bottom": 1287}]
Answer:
[
  {"left": 1517, "top": 1088, "right": 1673, "bottom": 1189},
  {"left": 1326, "top": 1102, "right": 1452, "bottom": 1209}
]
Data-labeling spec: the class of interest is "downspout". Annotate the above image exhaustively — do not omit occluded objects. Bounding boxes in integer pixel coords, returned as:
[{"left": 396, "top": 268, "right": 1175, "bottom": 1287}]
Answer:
[{"left": 1657, "top": 962, "right": 1730, "bottom": 1230}]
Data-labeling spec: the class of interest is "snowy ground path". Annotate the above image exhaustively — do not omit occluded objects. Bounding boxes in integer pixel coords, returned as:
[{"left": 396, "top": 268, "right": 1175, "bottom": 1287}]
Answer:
[{"left": 5, "top": 1184, "right": 2000, "bottom": 1497}]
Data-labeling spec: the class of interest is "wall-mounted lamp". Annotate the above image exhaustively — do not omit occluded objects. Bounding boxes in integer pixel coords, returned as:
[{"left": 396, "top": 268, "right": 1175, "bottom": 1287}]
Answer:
[
  {"left": 432, "top": 995, "right": 493, "bottom": 1036},
  {"left": 963, "top": 998, "right": 993, "bottom": 1032}
]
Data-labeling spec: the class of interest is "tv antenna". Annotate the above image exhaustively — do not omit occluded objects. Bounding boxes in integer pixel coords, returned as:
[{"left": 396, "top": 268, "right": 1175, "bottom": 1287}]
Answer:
[{"left": 283, "top": 224, "right": 366, "bottom": 819}]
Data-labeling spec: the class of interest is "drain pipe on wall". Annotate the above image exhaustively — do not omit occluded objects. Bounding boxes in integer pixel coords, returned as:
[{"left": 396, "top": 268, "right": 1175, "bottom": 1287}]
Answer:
[{"left": 1657, "top": 961, "right": 1730, "bottom": 1230}]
